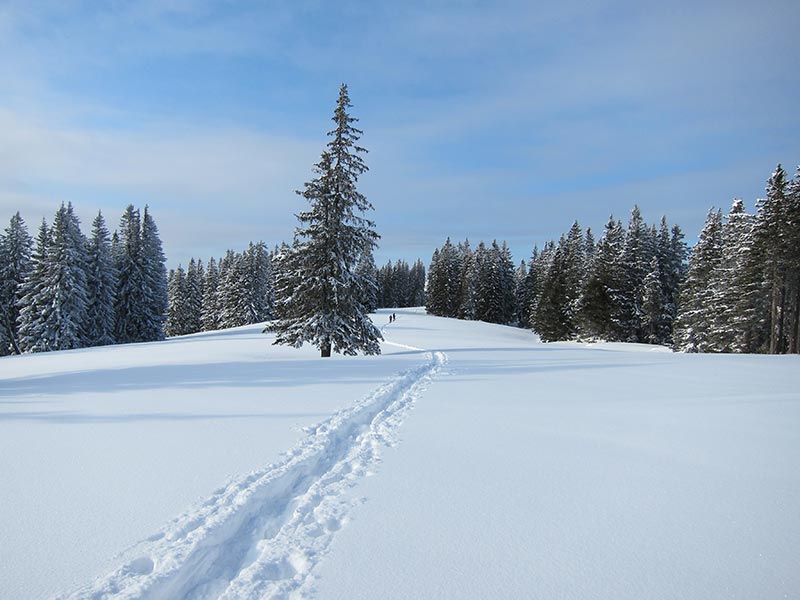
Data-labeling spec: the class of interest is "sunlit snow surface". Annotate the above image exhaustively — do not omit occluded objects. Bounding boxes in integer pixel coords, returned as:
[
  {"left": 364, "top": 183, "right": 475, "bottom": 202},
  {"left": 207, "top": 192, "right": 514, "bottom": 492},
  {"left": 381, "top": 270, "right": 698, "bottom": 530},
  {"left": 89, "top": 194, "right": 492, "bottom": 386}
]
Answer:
[{"left": 1, "top": 309, "right": 798, "bottom": 599}]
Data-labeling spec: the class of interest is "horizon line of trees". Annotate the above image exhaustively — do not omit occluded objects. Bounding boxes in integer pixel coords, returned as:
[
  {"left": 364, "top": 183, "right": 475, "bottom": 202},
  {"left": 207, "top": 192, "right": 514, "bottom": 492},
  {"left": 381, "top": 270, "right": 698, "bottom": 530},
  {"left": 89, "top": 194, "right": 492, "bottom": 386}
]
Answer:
[
  {"left": 165, "top": 241, "right": 275, "bottom": 337},
  {"left": 3, "top": 162, "right": 796, "bottom": 357},
  {"left": 673, "top": 164, "right": 800, "bottom": 354},
  {"left": 426, "top": 209, "right": 686, "bottom": 346},
  {"left": 375, "top": 259, "right": 426, "bottom": 309},
  {"left": 424, "top": 162, "right": 800, "bottom": 355},
  {"left": 0, "top": 203, "right": 167, "bottom": 355}
]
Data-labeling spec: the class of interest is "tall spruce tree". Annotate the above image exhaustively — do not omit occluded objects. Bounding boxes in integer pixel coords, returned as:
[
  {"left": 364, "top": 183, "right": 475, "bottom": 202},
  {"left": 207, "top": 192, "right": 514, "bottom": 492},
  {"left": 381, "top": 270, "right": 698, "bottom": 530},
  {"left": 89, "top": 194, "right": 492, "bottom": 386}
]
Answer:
[
  {"left": 140, "top": 207, "right": 168, "bottom": 341},
  {"left": 114, "top": 205, "right": 145, "bottom": 343},
  {"left": 409, "top": 259, "right": 426, "bottom": 307},
  {"left": 425, "top": 249, "right": 445, "bottom": 315},
  {"left": 270, "top": 84, "right": 382, "bottom": 357},
  {"left": 201, "top": 256, "right": 221, "bottom": 331},
  {"left": 641, "top": 256, "right": 669, "bottom": 344},
  {"left": 220, "top": 252, "right": 251, "bottom": 328},
  {"left": 786, "top": 166, "right": 800, "bottom": 353},
  {"left": 85, "top": 211, "right": 117, "bottom": 347},
  {"left": 0, "top": 212, "right": 33, "bottom": 354},
  {"left": 356, "top": 250, "right": 378, "bottom": 313},
  {"left": 165, "top": 265, "right": 190, "bottom": 336},
  {"left": 532, "top": 236, "right": 570, "bottom": 341},
  {"left": 514, "top": 260, "right": 529, "bottom": 327},
  {"left": 617, "top": 206, "right": 655, "bottom": 341},
  {"left": 673, "top": 208, "right": 723, "bottom": 352},
  {"left": 752, "top": 164, "right": 800, "bottom": 354},
  {"left": 244, "top": 242, "right": 272, "bottom": 323},
  {"left": 708, "top": 199, "right": 754, "bottom": 352},
  {"left": 17, "top": 220, "right": 52, "bottom": 353},
  {"left": 185, "top": 258, "right": 204, "bottom": 334},
  {"left": 455, "top": 240, "right": 476, "bottom": 320},
  {"left": 32, "top": 203, "right": 90, "bottom": 351},
  {"left": 426, "top": 238, "right": 462, "bottom": 317},
  {"left": 579, "top": 216, "right": 624, "bottom": 339},
  {"left": 532, "top": 225, "right": 586, "bottom": 341}
]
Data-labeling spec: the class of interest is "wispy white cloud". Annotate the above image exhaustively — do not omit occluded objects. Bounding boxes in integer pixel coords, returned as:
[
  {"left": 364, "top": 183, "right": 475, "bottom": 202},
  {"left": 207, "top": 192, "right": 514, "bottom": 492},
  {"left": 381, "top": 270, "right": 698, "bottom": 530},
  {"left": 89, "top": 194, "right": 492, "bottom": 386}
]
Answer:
[{"left": 0, "top": 0, "right": 796, "bottom": 268}]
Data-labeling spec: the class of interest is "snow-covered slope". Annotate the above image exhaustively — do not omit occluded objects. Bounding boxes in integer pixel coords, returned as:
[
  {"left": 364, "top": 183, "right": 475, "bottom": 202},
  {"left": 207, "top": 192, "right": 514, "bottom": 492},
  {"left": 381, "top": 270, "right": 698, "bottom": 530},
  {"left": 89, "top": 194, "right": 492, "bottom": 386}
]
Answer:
[{"left": 1, "top": 309, "right": 798, "bottom": 599}]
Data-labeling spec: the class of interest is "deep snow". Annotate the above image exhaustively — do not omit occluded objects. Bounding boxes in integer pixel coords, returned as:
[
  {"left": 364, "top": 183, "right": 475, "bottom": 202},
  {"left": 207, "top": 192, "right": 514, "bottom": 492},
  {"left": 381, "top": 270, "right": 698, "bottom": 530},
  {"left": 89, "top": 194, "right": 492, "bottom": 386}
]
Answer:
[{"left": 1, "top": 309, "right": 798, "bottom": 599}]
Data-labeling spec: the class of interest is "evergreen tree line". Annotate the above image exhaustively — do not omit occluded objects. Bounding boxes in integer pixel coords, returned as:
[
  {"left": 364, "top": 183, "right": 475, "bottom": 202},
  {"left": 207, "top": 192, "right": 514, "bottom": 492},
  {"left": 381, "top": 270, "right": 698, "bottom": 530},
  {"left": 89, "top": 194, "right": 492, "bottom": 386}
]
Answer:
[
  {"left": 375, "top": 259, "right": 426, "bottom": 309},
  {"left": 426, "top": 208, "right": 688, "bottom": 345},
  {"left": 425, "top": 163, "right": 800, "bottom": 354},
  {"left": 165, "top": 242, "right": 274, "bottom": 336},
  {"left": 426, "top": 239, "right": 518, "bottom": 324},
  {"left": 673, "top": 164, "right": 800, "bottom": 354},
  {"left": 0, "top": 204, "right": 167, "bottom": 355},
  {"left": 525, "top": 209, "right": 687, "bottom": 344}
]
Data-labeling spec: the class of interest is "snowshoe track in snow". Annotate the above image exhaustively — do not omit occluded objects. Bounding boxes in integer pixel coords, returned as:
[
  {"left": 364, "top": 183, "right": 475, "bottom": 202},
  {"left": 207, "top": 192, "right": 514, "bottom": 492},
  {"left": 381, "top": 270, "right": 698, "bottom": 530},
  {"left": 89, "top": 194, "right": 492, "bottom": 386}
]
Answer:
[{"left": 60, "top": 347, "right": 445, "bottom": 600}]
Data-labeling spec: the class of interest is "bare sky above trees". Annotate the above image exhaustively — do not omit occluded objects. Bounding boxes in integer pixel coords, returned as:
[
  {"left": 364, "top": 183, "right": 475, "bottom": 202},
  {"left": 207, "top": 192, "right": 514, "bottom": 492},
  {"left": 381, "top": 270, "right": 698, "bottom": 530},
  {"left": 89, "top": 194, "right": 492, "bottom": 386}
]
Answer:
[{"left": 0, "top": 0, "right": 797, "bottom": 267}]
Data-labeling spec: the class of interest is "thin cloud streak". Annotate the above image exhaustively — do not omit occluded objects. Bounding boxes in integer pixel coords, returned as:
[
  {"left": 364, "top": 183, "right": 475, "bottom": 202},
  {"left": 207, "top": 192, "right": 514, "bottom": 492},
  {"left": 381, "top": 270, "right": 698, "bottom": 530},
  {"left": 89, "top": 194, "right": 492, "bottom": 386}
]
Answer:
[{"left": 0, "top": 0, "right": 797, "bottom": 269}]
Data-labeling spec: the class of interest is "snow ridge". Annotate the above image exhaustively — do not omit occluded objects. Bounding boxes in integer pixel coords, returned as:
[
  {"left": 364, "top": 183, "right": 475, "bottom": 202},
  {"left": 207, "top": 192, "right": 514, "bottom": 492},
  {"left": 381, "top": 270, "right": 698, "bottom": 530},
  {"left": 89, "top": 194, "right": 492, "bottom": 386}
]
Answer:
[{"left": 60, "top": 347, "right": 445, "bottom": 600}]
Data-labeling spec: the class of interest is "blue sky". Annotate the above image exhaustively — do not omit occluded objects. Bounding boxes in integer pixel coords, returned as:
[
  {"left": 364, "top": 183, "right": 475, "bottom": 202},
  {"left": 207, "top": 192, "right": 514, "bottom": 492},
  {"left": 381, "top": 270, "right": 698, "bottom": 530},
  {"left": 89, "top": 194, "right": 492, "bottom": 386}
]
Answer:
[{"left": 1, "top": 0, "right": 798, "bottom": 268}]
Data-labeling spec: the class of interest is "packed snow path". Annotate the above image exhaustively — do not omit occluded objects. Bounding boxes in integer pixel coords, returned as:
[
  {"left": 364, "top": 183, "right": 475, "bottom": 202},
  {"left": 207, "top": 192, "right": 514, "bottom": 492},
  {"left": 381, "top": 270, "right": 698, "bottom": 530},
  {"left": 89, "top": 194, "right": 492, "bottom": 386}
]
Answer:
[{"left": 59, "top": 345, "right": 445, "bottom": 600}]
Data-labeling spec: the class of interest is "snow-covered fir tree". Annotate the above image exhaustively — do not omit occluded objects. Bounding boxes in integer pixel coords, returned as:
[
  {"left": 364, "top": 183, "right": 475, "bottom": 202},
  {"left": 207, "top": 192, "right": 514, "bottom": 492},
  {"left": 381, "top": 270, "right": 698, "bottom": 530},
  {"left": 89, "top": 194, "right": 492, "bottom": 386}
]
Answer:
[
  {"left": 531, "top": 223, "right": 586, "bottom": 340},
  {"left": 669, "top": 163, "right": 799, "bottom": 354},
  {"left": 201, "top": 257, "right": 221, "bottom": 331},
  {"left": 673, "top": 209, "right": 723, "bottom": 352},
  {"left": 166, "top": 265, "right": 188, "bottom": 337},
  {"left": 755, "top": 165, "right": 799, "bottom": 354},
  {"left": 244, "top": 241, "right": 272, "bottom": 323},
  {"left": 455, "top": 240, "right": 476, "bottom": 320},
  {"left": 785, "top": 166, "right": 800, "bottom": 353},
  {"left": 706, "top": 199, "right": 754, "bottom": 352},
  {"left": 139, "top": 207, "right": 168, "bottom": 342},
  {"left": 409, "top": 259, "right": 426, "bottom": 307},
  {"left": 114, "top": 205, "right": 145, "bottom": 343},
  {"left": 0, "top": 212, "right": 33, "bottom": 355},
  {"left": 474, "top": 240, "right": 516, "bottom": 325},
  {"left": 654, "top": 217, "right": 687, "bottom": 345},
  {"left": 514, "top": 259, "right": 529, "bottom": 327},
  {"left": 24, "top": 203, "right": 90, "bottom": 351},
  {"left": 578, "top": 216, "right": 624, "bottom": 340},
  {"left": 425, "top": 238, "right": 463, "bottom": 318},
  {"left": 641, "top": 256, "right": 669, "bottom": 344},
  {"left": 219, "top": 252, "right": 251, "bottom": 329},
  {"left": 17, "top": 220, "right": 52, "bottom": 353},
  {"left": 356, "top": 250, "right": 378, "bottom": 312},
  {"left": 616, "top": 206, "right": 656, "bottom": 342},
  {"left": 85, "top": 211, "right": 117, "bottom": 347},
  {"left": 185, "top": 258, "right": 204, "bottom": 334},
  {"left": 269, "top": 84, "right": 382, "bottom": 357},
  {"left": 113, "top": 205, "right": 167, "bottom": 343},
  {"left": 517, "top": 246, "right": 540, "bottom": 329}
]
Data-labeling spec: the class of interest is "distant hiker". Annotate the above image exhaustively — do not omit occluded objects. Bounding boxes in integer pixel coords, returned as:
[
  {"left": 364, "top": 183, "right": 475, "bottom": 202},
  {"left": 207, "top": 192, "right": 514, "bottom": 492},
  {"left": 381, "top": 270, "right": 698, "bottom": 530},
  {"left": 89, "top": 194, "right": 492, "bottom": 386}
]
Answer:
[{"left": 392, "top": 312, "right": 396, "bottom": 322}]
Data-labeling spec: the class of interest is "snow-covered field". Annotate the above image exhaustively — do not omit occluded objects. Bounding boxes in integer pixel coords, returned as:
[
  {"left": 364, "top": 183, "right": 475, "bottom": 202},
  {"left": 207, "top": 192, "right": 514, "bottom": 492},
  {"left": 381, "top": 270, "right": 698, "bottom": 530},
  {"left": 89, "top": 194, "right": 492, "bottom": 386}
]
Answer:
[{"left": 1, "top": 309, "right": 798, "bottom": 599}]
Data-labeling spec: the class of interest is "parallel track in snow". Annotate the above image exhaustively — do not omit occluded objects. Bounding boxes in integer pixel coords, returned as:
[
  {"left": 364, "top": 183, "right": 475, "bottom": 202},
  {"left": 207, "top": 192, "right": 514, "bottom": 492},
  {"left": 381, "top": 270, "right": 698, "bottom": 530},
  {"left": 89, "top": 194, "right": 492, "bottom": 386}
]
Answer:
[{"left": 60, "top": 345, "right": 445, "bottom": 600}]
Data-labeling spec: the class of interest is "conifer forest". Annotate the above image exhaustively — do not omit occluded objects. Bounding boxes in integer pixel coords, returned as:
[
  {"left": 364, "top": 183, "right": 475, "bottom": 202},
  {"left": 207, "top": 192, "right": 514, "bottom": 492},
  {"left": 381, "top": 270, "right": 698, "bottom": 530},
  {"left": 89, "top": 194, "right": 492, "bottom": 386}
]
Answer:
[
  {"left": 2, "top": 162, "right": 799, "bottom": 357},
  {"left": 425, "top": 163, "right": 800, "bottom": 354},
  {"left": 0, "top": 87, "right": 797, "bottom": 357}
]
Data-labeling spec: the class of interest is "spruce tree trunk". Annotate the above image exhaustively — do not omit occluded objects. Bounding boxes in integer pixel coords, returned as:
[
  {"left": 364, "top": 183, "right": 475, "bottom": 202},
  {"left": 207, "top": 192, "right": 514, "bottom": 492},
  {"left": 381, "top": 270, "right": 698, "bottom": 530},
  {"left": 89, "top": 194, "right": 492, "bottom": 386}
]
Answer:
[
  {"left": 770, "top": 281, "right": 780, "bottom": 354},
  {"left": 776, "top": 283, "right": 787, "bottom": 353},
  {"left": 4, "top": 314, "right": 21, "bottom": 355},
  {"left": 792, "top": 287, "right": 800, "bottom": 354},
  {"left": 321, "top": 339, "right": 332, "bottom": 358}
]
